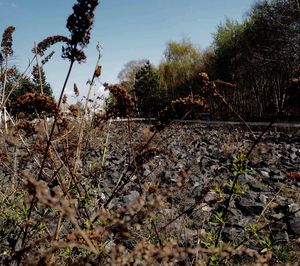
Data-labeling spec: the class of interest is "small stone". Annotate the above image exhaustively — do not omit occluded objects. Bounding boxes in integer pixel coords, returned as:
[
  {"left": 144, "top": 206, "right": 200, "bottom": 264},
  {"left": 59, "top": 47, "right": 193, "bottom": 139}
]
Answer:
[
  {"left": 261, "top": 170, "right": 270, "bottom": 178},
  {"left": 204, "top": 192, "right": 221, "bottom": 204},
  {"left": 290, "top": 153, "right": 297, "bottom": 161},
  {"left": 258, "top": 194, "right": 268, "bottom": 205},
  {"left": 270, "top": 213, "right": 285, "bottom": 220},
  {"left": 248, "top": 181, "right": 268, "bottom": 192},
  {"left": 288, "top": 204, "right": 300, "bottom": 218},
  {"left": 235, "top": 196, "right": 264, "bottom": 216},
  {"left": 272, "top": 231, "right": 289, "bottom": 244},
  {"left": 287, "top": 217, "right": 300, "bottom": 236},
  {"left": 271, "top": 175, "right": 285, "bottom": 181},
  {"left": 143, "top": 169, "right": 151, "bottom": 177},
  {"left": 201, "top": 205, "right": 213, "bottom": 212},
  {"left": 123, "top": 191, "right": 140, "bottom": 205}
]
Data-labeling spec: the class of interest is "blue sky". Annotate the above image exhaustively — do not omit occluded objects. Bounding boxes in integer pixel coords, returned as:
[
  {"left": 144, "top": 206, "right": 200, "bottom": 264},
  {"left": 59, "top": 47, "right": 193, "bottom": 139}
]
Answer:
[{"left": 0, "top": 0, "right": 255, "bottom": 100}]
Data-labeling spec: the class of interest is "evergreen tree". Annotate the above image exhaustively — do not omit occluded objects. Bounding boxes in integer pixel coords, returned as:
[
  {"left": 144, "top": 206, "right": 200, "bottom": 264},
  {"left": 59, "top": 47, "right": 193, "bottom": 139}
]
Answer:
[
  {"left": 31, "top": 64, "right": 53, "bottom": 97},
  {"left": 134, "top": 61, "right": 165, "bottom": 117}
]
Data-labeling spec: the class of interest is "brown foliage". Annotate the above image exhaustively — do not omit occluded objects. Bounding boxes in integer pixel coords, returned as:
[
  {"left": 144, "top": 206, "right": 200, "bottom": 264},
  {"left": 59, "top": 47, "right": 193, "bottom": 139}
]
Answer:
[
  {"left": 155, "top": 95, "right": 209, "bottom": 131},
  {"left": 41, "top": 51, "right": 55, "bottom": 65},
  {"left": 73, "top": 83, "right": 79, "bottom": 97},
  {"left": 35, "top": 35, "right": 69, "bottom": 56},
  {"left": 15, "top": 119, "right": 37, "bottom": 137},
  {"left": 15, "top": 92, "right": 60, "bottom": 118},
  {"left": 0, "top": 67, "right": 15, "bottom": 81},
  {"left": 104, "top": 82, "right": 134, "bottom": 118},
  {"left": 1, "top": 26, "right": 15, "bottom": 57},
  {"left": 68, "top": 104, "right": 80, "bottom": 117},
  {"left": 62, "top": 0, "right": 99, "bottom": 62}
]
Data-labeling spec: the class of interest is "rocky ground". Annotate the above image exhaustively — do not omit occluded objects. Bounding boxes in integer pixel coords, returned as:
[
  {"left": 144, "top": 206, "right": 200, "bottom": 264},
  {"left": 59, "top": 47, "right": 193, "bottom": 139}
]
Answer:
[
  {"left": 97, "top": 121, "right": 300, "bottom": 263},
  {"left": 1, "top": 120, "right": 300, "bottom": 264}
]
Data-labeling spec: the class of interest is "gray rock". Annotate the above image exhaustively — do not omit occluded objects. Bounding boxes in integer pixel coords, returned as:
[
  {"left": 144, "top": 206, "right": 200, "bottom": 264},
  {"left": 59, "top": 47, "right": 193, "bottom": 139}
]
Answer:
[
  {"left": 288, "top": 203, "right": 300, "bottom": 218},
  {"left": 235, "top": 195, "right": 264, "bottom": 216},
  {"left": 123, "top": 191, "right": 140, "bottom": 205},
  {"left": 261, "top": 170, "right": 270, "bottom": 178},
  {"left": 290, "top": 153, "right": 297, "bottom": 161},
  {"left": 270, "top": 213, "right": 285, "bottom": 220},
  {"left": 271, "top": 231, "right": 289, "bottom": 244},
  {"left": 248, "top": 180, "right": 268, "bottom": 192},
  {"left": 258, "top": 194, "right": 268, "bottom": 205},
  {"left": 143, "top": 169, "right": 151, "bottom": 177},
  {"left": 204, "top": 192, "right": 221, "bottom": 204},
  {"left": 287, "top": 217, "right": 300, "bottom": 236},
  {"left": 222, "top": 227, "right": 244, "bottom": 242},
  {"left": 271, "top": 175, "right": 285, "bottom": 181}
]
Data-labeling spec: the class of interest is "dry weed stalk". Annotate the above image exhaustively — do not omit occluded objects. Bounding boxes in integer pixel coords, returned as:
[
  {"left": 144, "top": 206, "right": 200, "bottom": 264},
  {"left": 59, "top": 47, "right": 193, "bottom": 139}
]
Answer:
[
  {"left": 19, "top": 0, "right": 100, "bottom": 257},
  {"left": 199, "top": 72, "right": 254, "bottom": 136},
  {"left": 73, "top": 43, "right": 102, "bottom": 173}
]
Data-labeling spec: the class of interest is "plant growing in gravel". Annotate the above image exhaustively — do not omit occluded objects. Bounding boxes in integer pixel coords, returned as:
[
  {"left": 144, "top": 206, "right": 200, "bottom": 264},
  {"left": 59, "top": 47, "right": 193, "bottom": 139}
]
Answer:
[{"left": 259, "top": 236, "right": 272, "bottom": 254}]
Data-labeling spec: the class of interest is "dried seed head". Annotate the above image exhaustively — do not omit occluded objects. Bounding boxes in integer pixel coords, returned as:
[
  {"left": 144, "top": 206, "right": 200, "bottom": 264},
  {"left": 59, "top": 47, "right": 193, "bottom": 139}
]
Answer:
[
  {"left": 62, "top": 0, "right": 99, "bottom": 62},
  {"left": 73, "top": 83, "right": 79, "bottom": 97},
  {"left": 15, "top": 92, "right": 60, "bottom": 119},
  {"left": 1, "top": 26, "right": 15, "bottom": 57},
  {"left": 0, "top": 67, "right": 16, "bottom": 82},
  {"left": 35, "top": 35, "right": 69, "bottom": 56},
  {"left": 62, "top": 94, "right": 67, "bottom": 104},
  {"left": 104, "top": 82, "right": 133, "bottom": 118},
  {"left": 94, "top": 65, "right": 102, "bottom": 77},
  {"left": 16, "top": 119, "right": 37, "bottom": 137},
  {"left": 41, "top": 51, "right": 55, "bottom": 65},
  {"left": 92, "top": 112, "right": 109, "bottom": 128},
  {"left": 154, "top": 96, "right": 209, "bottom": 131},
  {"left": 68, "top": 104, "right": 80, "bottom": 117},
  {"left": 66, "top": 0, "right": 99, "bottom": 47}
]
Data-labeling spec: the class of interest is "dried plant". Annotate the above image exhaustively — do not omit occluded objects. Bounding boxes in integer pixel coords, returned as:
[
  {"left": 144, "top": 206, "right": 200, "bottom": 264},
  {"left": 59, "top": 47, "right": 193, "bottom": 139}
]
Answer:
[
  {"left": 154, "top": 95, "right": 208, "bottom": 131},
  {"left": 62, "top": 0, "right": 99, "bottom": 63},
  {"left": 94, "top": 65, "right": 102, "bottom": 77},
  {"left": 68, "top": 104, "right": 80, "bottom": 117},
  {"left": 62, "top": 94, "right": 67, "bottom": 104},
  {"left": 73, "top": 83, "right": 79, "bottom": 97},
  {"left": 1, "top": 26, "right": 15, "bottom": 58},
  {"left": 0, "top": 67, "right": 15, "bottom": 82},
  {"left": 104, "top": 82, "right": 134, "bottom": 118},
  {"left": 15, "top": 119, "right": 37, "bottom": 137},
  {"left": 15, "top": 92, "right": 60, "bottom": 119},
  {"left": 41, "top": 51, "right": 55, "bottom": 65},
  {"left": 35, "top": 35, "right": 69, "bottom": 56}
]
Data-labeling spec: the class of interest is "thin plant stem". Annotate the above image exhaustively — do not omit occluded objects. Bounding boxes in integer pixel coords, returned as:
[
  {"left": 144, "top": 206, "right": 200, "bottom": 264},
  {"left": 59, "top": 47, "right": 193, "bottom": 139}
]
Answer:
[
  {"left": 19, "top": 59, "right": 75, "bottom": 255},
  {"left": 33, "top": 42, "right": 44, "bottom": 94},
  {"left": 73, "top": 48, "right": 101, "bottom": 172}
]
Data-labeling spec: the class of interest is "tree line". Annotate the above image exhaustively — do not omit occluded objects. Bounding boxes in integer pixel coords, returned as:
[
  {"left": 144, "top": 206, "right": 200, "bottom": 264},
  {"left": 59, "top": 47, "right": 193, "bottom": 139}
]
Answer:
[{"left": 107, "top": 0, "right": 300, "bottom": 120}]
